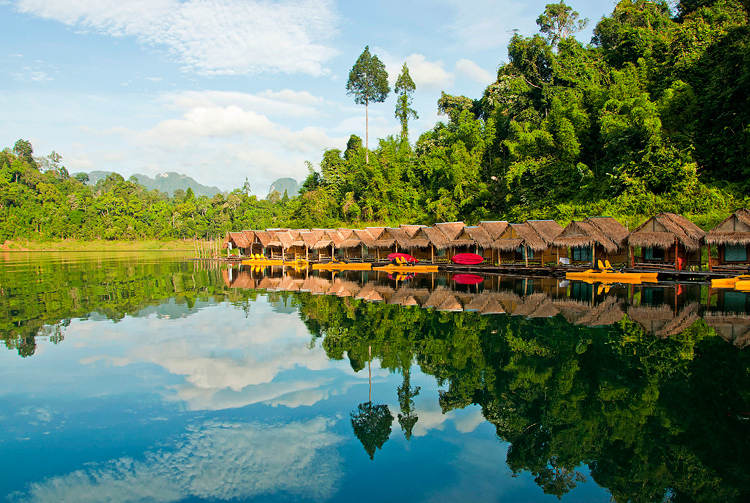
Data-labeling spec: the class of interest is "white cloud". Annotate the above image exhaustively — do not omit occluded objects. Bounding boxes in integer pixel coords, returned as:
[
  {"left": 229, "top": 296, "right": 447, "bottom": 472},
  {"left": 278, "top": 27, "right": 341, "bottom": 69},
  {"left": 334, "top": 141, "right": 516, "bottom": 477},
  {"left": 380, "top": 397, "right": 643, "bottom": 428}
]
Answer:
[
  {"left": 9, "top": 418, "right": 343, "bottom": 503},
  {"left": 382, "top": 52, "right": 454, "bottom": 91},
  {"left": 454, "top": 59, "right": 493, "bottom": 84},
  {"left": 12, "top": 0, "right": 340, "bottom": 76}
]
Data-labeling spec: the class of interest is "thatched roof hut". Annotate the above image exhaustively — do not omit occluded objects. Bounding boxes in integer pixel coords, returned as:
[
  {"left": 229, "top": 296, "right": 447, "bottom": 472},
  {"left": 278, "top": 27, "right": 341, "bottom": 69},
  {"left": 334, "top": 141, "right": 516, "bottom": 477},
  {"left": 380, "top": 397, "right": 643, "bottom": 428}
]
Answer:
[
  {"left": 254, "top": 231, "right": 274, "bottom": 248},
  {"left": 435, "top": 222, "right": 466, "bottom": 242},
  {"left": 499, "top": 223, "right": 549, "bottom": 252},
  {"left": 553, "top": 217, "right": 628, "bottom": 254},
  {"left": 706, "top": 209, "right": 750, "bottom": 246},
  {"left": 381, "top": 228, "right": 412, "bottom": 250},
  {"left": 353, "top": 229, "right": 377, "bottom": 248},
  {"left": 225, "top": 231, "right": 251, "bottom": 250},
  {"left": 478, "top": 221, "right": 510, "bottom": 241},
  {"left": 400, "top": 225, "right": 425, "bottom": 238},
  {"left": 419, "top": 227, "right": 450, "bottom": 251},
  {"left": 574, "top": 297, "right": 625, "bottom": 327},
  {"left": 464, "top": 226, "right": 494, "bottom": 249},
  {"left": 628, "top": 212, "right": 705, "bottom": 251},
  {"left": 704, "top": 313, "right": 750, "bottom": 348}
]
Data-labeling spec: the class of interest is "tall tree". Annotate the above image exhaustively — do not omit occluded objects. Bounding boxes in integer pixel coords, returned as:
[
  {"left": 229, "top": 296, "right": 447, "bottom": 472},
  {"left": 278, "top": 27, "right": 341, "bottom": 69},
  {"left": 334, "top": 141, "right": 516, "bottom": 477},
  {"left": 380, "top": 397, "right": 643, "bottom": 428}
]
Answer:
[
  {"left": 536, "top": 1, "right": 589, "bottom": 47},
  {"left": 346, "top": 46, "right": 390, "bottom": 164},
  {"left": 394, "top": 63, "right": 418, "bottom": 142}
]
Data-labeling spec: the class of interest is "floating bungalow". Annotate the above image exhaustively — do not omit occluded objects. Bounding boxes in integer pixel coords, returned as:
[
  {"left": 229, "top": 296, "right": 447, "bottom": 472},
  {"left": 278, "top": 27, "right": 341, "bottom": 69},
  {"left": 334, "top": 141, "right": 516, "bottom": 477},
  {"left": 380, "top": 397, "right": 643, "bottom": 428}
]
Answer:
[
  {"left": 225, "top": 231, "right": 253, "bottom": 256},
  {"left": 628, "top": 212, "right": 705, "bottom": 270},
  {"left": 494, "top": 220, "right": 564, "bottom": 266},
  {"left": 553, "top": 216, "right": 629, "bottom": 267},
  {"left": 705, "top": 208, "right": 750, "bottom": 271}
]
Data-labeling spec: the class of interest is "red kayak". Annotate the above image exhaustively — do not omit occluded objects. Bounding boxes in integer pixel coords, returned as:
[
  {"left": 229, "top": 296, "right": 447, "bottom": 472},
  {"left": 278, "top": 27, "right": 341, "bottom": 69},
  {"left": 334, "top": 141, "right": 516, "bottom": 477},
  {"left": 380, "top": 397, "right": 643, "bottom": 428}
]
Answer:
[
  {"left": 387, "top": 252, "right": 418, "bottom": 263},
  {"left": 452, "top": 273, "right": 484, "bottom": 285},
  {"left": 451, "top": 253, "right": 483, "bottom": 265}
]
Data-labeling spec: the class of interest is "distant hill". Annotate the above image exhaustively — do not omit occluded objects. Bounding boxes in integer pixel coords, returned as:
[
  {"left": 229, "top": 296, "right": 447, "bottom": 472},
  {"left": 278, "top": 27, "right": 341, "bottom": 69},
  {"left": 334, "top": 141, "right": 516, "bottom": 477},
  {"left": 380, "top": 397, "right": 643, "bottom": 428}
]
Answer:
[
  {"left": 73, "top": 170, "right": 222, "bottom": 197},
  {"left": 267, "top": 178, "right": 300, "bottom": 199}
]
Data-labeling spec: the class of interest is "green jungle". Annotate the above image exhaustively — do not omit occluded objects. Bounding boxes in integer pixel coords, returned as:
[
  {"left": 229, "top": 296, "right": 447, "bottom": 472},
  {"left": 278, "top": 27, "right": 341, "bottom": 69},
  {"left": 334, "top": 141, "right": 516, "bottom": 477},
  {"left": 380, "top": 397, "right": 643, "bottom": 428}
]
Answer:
[
  {"left": 2, "top": 256, "right": 749, "bottom": 502},
  {"left": 2, "top": 0, "right": 750, "bottom": 243}
]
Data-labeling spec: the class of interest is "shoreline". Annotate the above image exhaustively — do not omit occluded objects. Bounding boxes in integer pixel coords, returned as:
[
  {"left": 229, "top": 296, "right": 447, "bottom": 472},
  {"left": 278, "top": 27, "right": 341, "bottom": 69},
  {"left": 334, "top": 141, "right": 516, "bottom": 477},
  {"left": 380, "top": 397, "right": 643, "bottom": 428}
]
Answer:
[{"left": 1, "top": 239, "right": 214, "bottom": 252}]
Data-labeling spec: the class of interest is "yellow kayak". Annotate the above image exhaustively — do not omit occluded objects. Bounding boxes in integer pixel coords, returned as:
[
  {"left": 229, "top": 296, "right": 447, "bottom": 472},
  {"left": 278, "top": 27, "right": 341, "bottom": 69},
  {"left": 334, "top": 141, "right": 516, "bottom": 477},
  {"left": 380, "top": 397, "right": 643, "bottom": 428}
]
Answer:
[
  {"left": 712, "top": 275, "right": 750, "bottom": 289},
  {"left": 242, "top": 254, "right": 308, "bottom": 268},
  {"left": 374, "top": 264, "right": 438, "bottom": 273},
  {"left": 566, "top": 270, "right": 658, "bottom": 284},
  {"left": 312, "top": 261, "right": 372, "bottom": 271}
]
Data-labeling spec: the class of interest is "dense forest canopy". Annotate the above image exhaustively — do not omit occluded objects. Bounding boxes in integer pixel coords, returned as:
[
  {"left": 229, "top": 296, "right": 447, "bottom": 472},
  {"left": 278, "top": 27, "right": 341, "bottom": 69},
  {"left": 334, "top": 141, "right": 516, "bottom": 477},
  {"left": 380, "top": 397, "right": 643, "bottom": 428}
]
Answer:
[{"left": 1, "top": 0, "right": 749, "bottom": 241}]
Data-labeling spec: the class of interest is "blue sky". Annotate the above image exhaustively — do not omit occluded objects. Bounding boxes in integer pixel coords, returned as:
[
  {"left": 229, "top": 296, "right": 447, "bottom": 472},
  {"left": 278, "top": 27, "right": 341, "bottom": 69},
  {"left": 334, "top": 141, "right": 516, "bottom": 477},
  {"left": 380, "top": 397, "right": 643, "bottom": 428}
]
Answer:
[{"left": 0, "top": 0, "right": 617, "bottom": 195}]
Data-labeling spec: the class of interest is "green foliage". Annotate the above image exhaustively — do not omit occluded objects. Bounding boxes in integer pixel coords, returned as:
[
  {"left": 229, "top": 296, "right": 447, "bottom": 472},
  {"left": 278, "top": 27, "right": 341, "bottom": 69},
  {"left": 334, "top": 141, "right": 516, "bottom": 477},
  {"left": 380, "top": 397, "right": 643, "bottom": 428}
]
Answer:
[
  {"left": 536, "top": 1, "right": 589, "bottom": 47},
  {"left": 296, "top": 290, "right": 750, "bottom": 502},
  {"left": 394, "top": 63, "right": 418, "bottom": 141}
]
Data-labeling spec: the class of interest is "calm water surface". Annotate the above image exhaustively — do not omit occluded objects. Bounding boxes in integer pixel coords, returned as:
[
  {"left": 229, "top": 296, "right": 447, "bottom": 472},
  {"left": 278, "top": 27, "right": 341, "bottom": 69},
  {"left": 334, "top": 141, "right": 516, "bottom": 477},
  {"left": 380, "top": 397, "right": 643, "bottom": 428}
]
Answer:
[{"left": 1, "top": 252, "right": 749, "bottom": 503}]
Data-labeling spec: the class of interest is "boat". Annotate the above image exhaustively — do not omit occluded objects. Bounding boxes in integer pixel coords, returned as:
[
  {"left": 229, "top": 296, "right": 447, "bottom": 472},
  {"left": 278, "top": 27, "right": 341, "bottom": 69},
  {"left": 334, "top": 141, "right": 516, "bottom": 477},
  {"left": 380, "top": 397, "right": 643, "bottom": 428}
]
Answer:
[
  {"left": 387, "top": 252, "right": 418, "bottom": 263},
  {"left": 711, "top": 275, "right": 750, "bottom": 289},
  {"left": 242, "top": 254, "right": 308, "bottom": 268},
  {"left": 374, "top": 264, "right": 438, "bottom": 273},
  {"left": 566, "top": 260, "right": 658, "bottom": 284},
  {"left": 312, "top": 260, "right": 372, "bottom": 271},
  {"left": 451, "top": 253, "right": 484, "bottom": 265},
  {"left": 452, "top": 273, "right": 484, "bottom": 285},
  {"left": 388, "top": 272, "right": 415, "bottom": 282}
]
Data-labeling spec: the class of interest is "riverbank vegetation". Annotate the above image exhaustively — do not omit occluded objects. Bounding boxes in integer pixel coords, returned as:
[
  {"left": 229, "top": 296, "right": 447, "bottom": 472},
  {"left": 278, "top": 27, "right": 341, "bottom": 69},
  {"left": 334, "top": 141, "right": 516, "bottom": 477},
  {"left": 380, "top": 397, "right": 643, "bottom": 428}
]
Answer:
[{"left": 2, "top": 0, "right": 749, "bottom": 243}]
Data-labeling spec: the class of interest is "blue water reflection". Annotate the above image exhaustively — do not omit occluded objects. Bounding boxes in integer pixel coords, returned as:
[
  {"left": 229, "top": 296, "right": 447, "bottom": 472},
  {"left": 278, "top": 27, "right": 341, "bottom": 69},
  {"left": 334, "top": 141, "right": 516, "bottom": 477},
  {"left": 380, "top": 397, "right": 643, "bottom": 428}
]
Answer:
[{"left": 2, "top": 290, "right": 612, "bottom": 502}]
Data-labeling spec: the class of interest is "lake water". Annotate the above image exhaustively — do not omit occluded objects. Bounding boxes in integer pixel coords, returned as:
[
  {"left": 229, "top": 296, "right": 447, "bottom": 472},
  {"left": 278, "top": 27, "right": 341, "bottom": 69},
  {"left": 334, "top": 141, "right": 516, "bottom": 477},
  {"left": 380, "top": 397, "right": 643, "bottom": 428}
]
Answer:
[{"left": 1, "top": 252, "right": 749, "bottom": 502}]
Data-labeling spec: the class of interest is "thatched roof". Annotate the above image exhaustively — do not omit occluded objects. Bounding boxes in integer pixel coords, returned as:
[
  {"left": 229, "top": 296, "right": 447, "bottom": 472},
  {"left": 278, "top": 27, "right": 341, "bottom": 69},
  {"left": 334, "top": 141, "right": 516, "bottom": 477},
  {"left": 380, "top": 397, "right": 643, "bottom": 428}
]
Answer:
[
  {"left": 435, "top": 222, "right": 466, "bottom": 241},
  {"left": 382, "top": 228, "right": 412, "bottom": 249},
  {"left": 299, "top": 231, "right": 320, "bottom": 248},
  {"left": 420, "top": 227, "right": 450, "bottom": 250},
  {"left": 400, "top": 225, "right": 425, "bottom": 238},
  {"left": 254, "top": 231, "right": 274, "bottom": 247},
  {"left": 478, "top": 221, "right": 510, "bottom": 240},
  {"left": 226, "top": 231, "right": 251, "bottom": 248},
  {"left": 463, "top": 226, "right": 493, "bottom": 249},
  {"left": 628, "top": 212, "right": 705, "bottom": 251},
  {"left": 493, "top": 238, "right": 524, "bottom": 252},
  {"left": 365, "top": 227, "right": 386, "bottom": 240},
  {"left": 513, "top": 293, "right": 558, "bottom": 318},
  {"left": 507, "top": 223, "right": 548, "bottom": 251},
  {"left": 222, "top": 269, "right": 257, "bottom": 289},
  {"left": 553, "top": 217, "right": 628, "bottom": 254},
  {"left": 268, "top": 231, "right": 293, "bottom": 248},
  {"left": 654, "top": 303, "right": 700, "bottom": 338},
  {"left": 241, "top": 230, "right": 256, "bottom": 242},
  {"left": 526, "top": 220, "right": 563, "bottom": 244},
  {"left": 704, "top": 312, "right": 750, "bottom": 348},
  {"left": 354, "top": 229, "right": 377, "bottom": 248},
  {"left": 337, "top": 228, "right": 355, "bottom": 239},
  {"left": 575, "top": 297, "right": 625, "bottom": 327},
  {"left": 705, "top": 208, "right": 750, "bottom": 245}
]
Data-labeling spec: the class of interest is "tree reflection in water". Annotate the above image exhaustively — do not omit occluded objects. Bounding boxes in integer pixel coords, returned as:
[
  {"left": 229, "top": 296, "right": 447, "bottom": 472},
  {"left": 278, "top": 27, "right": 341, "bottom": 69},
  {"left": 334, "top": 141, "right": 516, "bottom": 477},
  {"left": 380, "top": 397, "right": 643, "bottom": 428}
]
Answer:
[{"left": 298, "top": 291, "right": 750, "bottom": 502}]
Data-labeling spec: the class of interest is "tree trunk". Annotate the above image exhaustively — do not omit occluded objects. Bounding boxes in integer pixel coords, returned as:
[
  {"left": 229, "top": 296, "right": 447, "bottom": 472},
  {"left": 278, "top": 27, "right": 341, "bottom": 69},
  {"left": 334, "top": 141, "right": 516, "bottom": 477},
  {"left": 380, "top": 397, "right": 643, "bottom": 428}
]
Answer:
[{"left": 365, "top": 100, "right": 369, "bottom": 164}]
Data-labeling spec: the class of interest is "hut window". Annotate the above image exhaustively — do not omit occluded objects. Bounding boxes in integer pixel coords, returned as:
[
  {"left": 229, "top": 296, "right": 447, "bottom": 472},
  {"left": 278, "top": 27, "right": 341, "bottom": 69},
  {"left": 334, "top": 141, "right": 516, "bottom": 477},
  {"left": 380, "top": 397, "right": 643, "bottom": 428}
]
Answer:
[
  {"left": 363, "top": 246, "right": 369, "bottom": 254},
  {"left": 572, "top": 247, "right": 591, "bottom": 262},
  {"left": 725, "top": 244, "right": 747, "bottom": 262},
  {"left": 516, "top": 247, "right": 533, "bottom": 259},
  {"left": 644, "top": 247, "right": 664, "bottom": 261},
  {"left": 336, "top": 248, "right": 344, "bottom": 256},
  {"left": 437, "top": 248, "right": 446, "bottom": 257}
]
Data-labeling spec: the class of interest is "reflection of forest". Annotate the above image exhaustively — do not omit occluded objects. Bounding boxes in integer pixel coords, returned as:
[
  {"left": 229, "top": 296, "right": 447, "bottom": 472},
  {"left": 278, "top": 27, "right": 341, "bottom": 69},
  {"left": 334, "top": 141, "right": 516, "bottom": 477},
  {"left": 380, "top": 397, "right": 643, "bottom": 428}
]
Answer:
[
  {"left": 291, "top": 276, "right": 750, "bottom": 502},
  {"left": 0, "top": 255, "right": 249, "bottom": 357},
  {"left": 226, "top": 266, "right": 750, "bottom": 349},
  {"left": 4, "top": 258, "right": 750, "bottom": 501}
]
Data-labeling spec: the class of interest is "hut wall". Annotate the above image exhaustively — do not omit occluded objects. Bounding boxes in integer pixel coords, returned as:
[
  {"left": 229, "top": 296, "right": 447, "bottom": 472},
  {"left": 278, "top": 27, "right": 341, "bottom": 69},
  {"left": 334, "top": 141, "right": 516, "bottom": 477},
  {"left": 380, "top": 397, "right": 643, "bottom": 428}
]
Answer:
[
  {"left": 717, "top": 243, "right": 750, "bottom": 268},
  {"left": 636, "top": 243, "right": 702, "bottom": 270}
]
